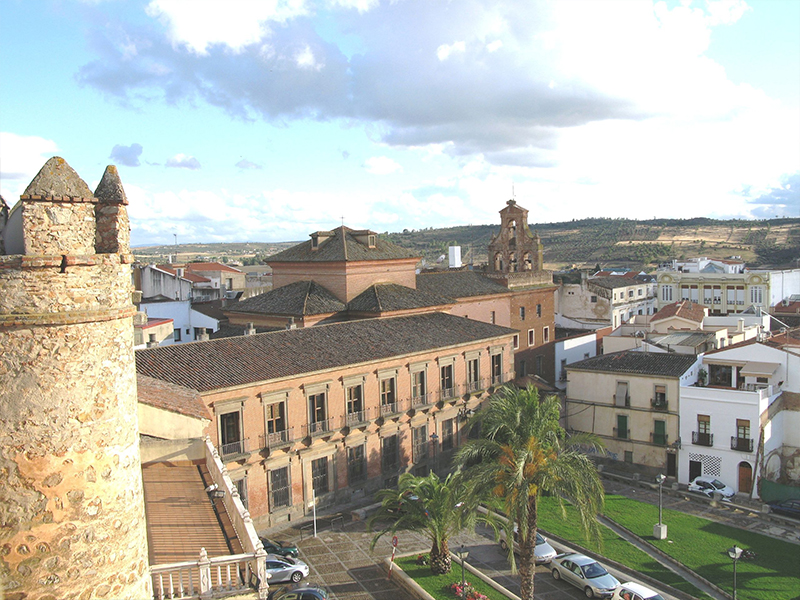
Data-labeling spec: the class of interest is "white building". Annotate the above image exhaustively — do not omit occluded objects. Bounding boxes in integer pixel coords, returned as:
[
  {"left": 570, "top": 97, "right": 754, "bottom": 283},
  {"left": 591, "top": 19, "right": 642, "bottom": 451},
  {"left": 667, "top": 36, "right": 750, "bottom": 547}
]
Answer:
[
  {"left": 679, "top": 341, "right": 800, "bottom": 499},
  {"left": 554, "top": 329, "right": 599, "bottom": 390},
  {"left": 138, "top": 299, "right": 223, "bottom": 344},
  {"left": 558, "top": 273, "right": 657, "bottom": 330}
]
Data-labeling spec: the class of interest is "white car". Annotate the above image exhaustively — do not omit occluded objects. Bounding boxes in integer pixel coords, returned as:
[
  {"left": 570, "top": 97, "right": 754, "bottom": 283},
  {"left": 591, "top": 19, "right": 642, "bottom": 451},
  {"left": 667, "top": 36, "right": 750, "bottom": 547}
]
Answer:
[
  {"left": 612, "top": 581, "right": 666, "bottom": 600},
  {"left": 688, "top": 476, "right": 735, "bottom": 500},
  {"left": 499, "top": 526, "right": 557, "bottom": 564},
  {"left": 551, "top": 553, "right": 620, "bottom": 598}
]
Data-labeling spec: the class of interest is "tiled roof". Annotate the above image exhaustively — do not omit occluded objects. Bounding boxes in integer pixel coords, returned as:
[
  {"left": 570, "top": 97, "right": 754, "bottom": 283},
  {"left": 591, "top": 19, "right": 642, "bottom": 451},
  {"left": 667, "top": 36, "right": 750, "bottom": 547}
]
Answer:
[
  {"left": 267, "top": 226, "right": 419, "bottom": 263},
  {"left": 156, "top": 265, "right": 210, "bottom": 283},
  {"left": 192, "top": 300, "right": 235, "bottom": 320},
  {"left": 228, "top": 280, "right": 346, "bottom": 316},
  {"left": 186, "top": 262, "right": 243, "bottom": 274},
  {"left": 567, "top": 350, "right": 697, "bottom": 377},
  {"left": 142, "top": 317, "right": 173, "bottom": 328},
  {"left": 136, "top": 312, "right": 516, "bottom": 392},
  {"left": 348, "top": 283, "right": 453, "bottom": 313},
  {"left": 416, "top": 271, "right": 510, "bottom": 298},
  {"left": 589, "top": 276, "right": 641, "bottom": 290},
  {"left": 652, "top": 331, "right": 715, "bottom": 348},
  {"left": 209, "top": 324, "right": 281, "bottom": 339},
  {"left": 652, "top": 301, "right": 706, "bottom": 323},
  {"left": 137, "top": 374, "right": 211, "bottom": 420}
]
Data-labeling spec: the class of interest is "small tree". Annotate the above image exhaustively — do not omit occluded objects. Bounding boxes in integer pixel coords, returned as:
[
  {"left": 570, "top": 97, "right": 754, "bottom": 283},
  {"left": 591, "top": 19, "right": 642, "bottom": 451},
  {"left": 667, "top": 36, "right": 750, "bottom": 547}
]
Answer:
[{"left": 368, "top": 471, "right": 476, "bottom": 575}]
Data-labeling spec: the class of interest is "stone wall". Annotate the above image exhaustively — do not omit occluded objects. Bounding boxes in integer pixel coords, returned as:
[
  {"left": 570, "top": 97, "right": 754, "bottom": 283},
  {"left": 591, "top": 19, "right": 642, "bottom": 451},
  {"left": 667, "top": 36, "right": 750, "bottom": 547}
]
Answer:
[{"left": 0, "top": 158, "right": 151, "bottom": 600}]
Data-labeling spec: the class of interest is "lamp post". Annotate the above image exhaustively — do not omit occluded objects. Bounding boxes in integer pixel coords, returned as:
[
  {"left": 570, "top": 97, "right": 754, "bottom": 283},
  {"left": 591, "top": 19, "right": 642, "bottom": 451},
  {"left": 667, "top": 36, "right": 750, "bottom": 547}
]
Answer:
[
  {"left": 430, "top": 432, "right": 439, "bottom": 475},
  {"left": 653, "top": 474, "right": 667, "bottom": 539},
  {"left": 727, "top": 545, "right": 742, "bottom": 600},
  {"left": 457, "top": 544, "right": 470, "bottom": 599}
]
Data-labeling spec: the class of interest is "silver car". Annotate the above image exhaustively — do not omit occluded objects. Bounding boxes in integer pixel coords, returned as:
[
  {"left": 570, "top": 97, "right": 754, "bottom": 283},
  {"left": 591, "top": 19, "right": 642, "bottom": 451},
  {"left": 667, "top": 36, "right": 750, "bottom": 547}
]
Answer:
[
  {"left": 551, "top": 553, "right": 620, "bottom": 598},
  {"left": 264, "top": 554, "right": 310, "bottom": 583},
  {"left": 499, "top": 527, "right": 557, "bottom": 564},
  {"left": 688, "top": 476, "right": 735, "bottom": 500}
]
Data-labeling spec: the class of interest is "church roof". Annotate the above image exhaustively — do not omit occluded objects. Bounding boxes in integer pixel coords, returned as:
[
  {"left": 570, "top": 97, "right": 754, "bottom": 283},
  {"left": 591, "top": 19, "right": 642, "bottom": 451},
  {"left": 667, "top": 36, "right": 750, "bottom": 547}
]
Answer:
[
  {"left": 416, "top": 271, "right": 510, "bottom": 298},
  {"left": 348, "top": 283, "right": 453, "bottom": 313},
  {"left": 135, "top": 312, "right": 516, "bottom": 392},
  {"left": 227, "top": 280, "right": 346, "bottom": 317},
  {"left": 267, "top": 226, "right": 419, "bottom": 263}
]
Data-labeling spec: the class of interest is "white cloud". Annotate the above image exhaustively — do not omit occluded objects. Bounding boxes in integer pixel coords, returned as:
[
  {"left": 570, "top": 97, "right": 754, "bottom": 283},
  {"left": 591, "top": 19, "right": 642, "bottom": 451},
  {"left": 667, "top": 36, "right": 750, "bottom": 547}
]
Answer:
[
  {"left": 145, "top": 0, "right": 309, "bottom": 54},
  {"left": 329, "top": 0, "right": 379, "bottom": 14},
  {"left": 0, "top": 132, "right": 59, "bottom": 201},
  {"left": 295, "top": 45, "right": 323, "bottom": 70},
  {"left": 364, "top": 156, "right": 402, "bottom": 175},
  {"left": 486, "top": 40, "right": 502, "bottom": 52},
  {"left": 436, "top": 41, "right": 466, "bottom": 61},
  {"left": 166, "top": 153, "right": 201, "bottom": 170}
]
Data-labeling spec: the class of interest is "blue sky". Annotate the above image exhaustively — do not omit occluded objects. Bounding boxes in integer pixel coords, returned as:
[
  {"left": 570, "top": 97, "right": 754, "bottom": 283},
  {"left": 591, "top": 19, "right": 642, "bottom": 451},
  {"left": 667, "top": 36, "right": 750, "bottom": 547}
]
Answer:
[{"left": 1, "top": 0, "right": 798, "bottom": 246}]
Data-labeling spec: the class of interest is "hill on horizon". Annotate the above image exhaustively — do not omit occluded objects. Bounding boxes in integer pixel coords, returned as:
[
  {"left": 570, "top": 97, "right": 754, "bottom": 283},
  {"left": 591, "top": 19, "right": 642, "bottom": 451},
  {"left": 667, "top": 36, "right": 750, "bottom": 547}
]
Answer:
[{"left": 133, "top": 216, "right": 800, "bottom": 271}]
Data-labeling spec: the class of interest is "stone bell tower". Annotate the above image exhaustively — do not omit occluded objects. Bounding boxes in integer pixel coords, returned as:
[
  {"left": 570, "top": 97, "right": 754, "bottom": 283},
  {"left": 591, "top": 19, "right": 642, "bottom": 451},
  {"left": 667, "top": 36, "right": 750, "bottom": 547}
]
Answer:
[{"left": 0, "top": 158, "right": 151, "bottom": 599}]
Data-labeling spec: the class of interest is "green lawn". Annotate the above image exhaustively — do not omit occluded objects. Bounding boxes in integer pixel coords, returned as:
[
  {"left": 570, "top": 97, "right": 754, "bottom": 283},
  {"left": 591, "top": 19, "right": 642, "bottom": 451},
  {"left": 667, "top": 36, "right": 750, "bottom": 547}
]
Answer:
[
  {"left": 534, "top": 496, "right": 712, "bottom": 600},
  {"left": 395, "top": 555, "right": 509, "bottom": 600},
  {"left": 600, "top": 495, "right": 800, "bottom": 600}
]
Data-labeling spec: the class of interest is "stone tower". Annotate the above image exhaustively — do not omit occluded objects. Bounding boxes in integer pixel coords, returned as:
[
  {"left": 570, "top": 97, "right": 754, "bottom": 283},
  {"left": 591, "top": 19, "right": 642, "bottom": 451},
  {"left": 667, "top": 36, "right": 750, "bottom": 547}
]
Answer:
[
  {"left": 0, "top": 158, "right": 151, "bottom": 600},
  {"left": 487, "top": 199, "right": 543, "bottom": 274}
]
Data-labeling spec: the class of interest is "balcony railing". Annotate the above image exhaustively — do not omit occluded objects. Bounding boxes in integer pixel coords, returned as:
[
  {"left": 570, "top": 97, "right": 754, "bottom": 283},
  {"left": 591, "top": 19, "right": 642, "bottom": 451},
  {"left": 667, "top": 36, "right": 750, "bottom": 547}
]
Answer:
[
  {"left": 218, "top": 439, "right": 248, "bottom": 458},
  {"left": 731, "top": 436, "right": 754, "bottom": 452},
  {"left": 692, "top": 431, "right": 713, "bottom": 446},
  {"left": 613, "top": 394, "right": 631, "bottom": 408},
  {"left": 411, "top": 392, "right": 434, "bottom": 408},
  {"left": 613, "top": 427, "right": 630, "bottom": 440},
  {"left": 439, "top": 387, "right": 457, "bottom": 401},
  {"left": 259, "top": 428, "right": 293, "bottom": 450},
  {"left": 304, "top": 419, "right": 332, "bottom": 438},
  {"left": 345, "top": 408, "right": 370, "bottom": 427},
  {"left": 465, "top": 380, "right": 484, "bottom": 393},
  {"left": 380, "top": 397, "right": 410, "bottom": 417},
  {"left": 651, "top": 432, "right": 668, "bottom": 446},
  {"left": 650, "top": 398, "right": 668, "bottom": 411},
  {"left": 152, "top": 551, "right": 258, "bottom": 600}
]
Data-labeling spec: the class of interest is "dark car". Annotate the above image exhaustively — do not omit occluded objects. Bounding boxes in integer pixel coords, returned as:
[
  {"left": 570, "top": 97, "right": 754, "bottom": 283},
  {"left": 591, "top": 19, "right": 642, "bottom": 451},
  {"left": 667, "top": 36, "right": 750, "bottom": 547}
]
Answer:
[
  {"left": 767, "top": 498, "right": 800, "bottom": 519},
  {"left": 260, "top": 537, "right": 299, "bottom": 557},
  {"left": 269, "top": 583, "right": 328, "bottom": 600}
]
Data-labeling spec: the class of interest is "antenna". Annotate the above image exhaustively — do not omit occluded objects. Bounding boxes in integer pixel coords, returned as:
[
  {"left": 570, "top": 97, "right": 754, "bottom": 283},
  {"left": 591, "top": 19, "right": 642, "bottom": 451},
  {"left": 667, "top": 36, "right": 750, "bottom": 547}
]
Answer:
[{"left": 341, "top": 216, "right": 344, "bottom": 227}]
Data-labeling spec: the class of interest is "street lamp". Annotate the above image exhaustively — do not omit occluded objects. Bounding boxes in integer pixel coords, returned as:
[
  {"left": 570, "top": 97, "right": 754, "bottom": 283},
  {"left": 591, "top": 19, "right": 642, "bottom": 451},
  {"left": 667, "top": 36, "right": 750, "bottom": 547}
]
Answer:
[
  {"left": 653, "top": 474, "right": 667, "bottom": 540},
  {"left": 457, "top": 544, "right": 470, "bottom": 599},
  {"left": 727, "top": 545, "right": 742, "bottom": 600},
  {"left": 430, "top": 432, "right": 439, "bottom": 474}
]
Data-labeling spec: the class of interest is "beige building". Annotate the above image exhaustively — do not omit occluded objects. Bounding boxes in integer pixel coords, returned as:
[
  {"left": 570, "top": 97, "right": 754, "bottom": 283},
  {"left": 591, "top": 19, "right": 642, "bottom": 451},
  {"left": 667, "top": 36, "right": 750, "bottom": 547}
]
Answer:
[{"left": 565, "top": 351, "right": 701, "bottom": 477}]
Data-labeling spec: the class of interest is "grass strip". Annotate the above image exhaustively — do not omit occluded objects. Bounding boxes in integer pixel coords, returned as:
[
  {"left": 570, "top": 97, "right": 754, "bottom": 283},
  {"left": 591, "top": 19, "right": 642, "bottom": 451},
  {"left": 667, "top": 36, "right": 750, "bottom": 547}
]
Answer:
[{"left": 396, "top": 555, "right": 511, "bottom": 600}]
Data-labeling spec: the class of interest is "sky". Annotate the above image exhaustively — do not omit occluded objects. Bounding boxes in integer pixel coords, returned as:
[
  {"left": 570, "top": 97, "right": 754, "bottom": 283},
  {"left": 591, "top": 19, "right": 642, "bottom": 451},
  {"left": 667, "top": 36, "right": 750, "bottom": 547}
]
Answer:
[{"left": 1, "top": 0, "right": 799, "bottom": 247}]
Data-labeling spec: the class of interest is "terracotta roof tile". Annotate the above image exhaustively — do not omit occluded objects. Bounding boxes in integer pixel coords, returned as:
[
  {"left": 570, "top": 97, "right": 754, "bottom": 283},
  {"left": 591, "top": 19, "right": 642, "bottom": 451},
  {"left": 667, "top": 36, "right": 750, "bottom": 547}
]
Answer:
[
  {"left": 228, "top": 280, "right": 345, "bottom": 316},
  {"left": 136, "top": 312, "right": 516, "bottom": 392},
  {"left": 568, "top": 350, "right": 697, "bottom": 377},
  {"left": 651, "top": 301, "right": 706, "bottom": 323},
  {"left": 137, "top": 374, "right": 211, "bottom": 420},
  {"left": 348, "top": 283, "right": 453, "bottom": 312},
  {"left": 267, "top": 226, "right": 419, "bottom": 263},
  {"left": 416, "top": 271, "right": 510, "bottom": 298},
  {"left": 186, "top": 262, "right": 243, "bottom": 274}
]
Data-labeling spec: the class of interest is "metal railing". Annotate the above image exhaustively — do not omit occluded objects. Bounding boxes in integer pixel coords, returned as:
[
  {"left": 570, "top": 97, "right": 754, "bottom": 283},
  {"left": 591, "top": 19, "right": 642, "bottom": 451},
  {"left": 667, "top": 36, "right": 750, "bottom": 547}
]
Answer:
[
  {"left": 439, "top": 387, "right": 457, "bottom": 401},
  {"left": 380, "top": 397, "right": 409, "bottom": 416},
  {"left": 304, "top": 419, "right": 331, "bottom": 437},
  {"left": 650, "top": 398, "right": 668, "bottom": 411},
  {"left": 651, "top": 432, "right": 668, "bottom": 446},
  {"left": 345, "top": 408, "right": 370, "bottom": 427},
  {"left": 259, "top": 428, "right": 293, "bottom": 450},
  {"left": 411, "top": 393, "right": 433, "bottom": 408},
  {"left": 692, "top": 431, "right": 713, "bottom": 446},
  {"left": 731, "top": 436, "right": 754, "bottom": 452},
  {"left": 613, "top": 394, "right": 631, "bottom": 408},
  {"left": 613, "top": 427, "right": 630, "bottom": 440},
  {"left": 218, "top": 439, "right": 248, "bottom": 458},
  {"left": 465, "top": 380, "right": 484, "bottom": 393}
]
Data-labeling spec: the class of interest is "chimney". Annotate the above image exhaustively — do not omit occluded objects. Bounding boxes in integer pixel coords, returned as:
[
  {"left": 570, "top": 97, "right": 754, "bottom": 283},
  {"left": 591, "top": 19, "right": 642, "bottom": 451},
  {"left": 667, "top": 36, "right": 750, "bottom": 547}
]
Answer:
[
  {"left": 244, "top": 322, "right": 256, "bottom": 336},
  {"left": 738, "top": 318, "right": 744, "bottom": 333},
  {"left": 197, "top": 327, "right": 209, "bottom": 341},
  {"left": 286, "top": 317, "right": 297, "bottom": 330},
  {"left": 146, "top": 333, "right": 158, "bottom": 348}
]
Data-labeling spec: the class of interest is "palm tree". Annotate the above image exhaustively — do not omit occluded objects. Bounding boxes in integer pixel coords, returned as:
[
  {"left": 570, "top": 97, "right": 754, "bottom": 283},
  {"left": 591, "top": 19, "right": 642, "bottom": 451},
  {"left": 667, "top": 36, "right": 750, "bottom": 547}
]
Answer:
[
  {"left": 368, "top": 470, "right": 475, "bottom": 575},
  {"left": 455, "top": 385, "right": 605, "bottom": 600}
]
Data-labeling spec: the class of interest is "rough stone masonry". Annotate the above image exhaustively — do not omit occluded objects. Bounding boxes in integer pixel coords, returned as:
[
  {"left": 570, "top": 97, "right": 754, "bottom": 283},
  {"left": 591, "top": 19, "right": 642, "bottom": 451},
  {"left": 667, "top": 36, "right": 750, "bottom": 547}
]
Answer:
[{"left": 0, "top": 158, "right": 151, "bottom": 600}]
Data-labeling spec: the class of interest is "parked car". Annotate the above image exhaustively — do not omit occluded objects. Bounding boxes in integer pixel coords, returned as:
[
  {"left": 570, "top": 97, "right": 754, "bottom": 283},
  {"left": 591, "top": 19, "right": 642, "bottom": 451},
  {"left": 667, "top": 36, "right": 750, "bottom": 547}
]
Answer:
[
  {"left": 260, "top": 537, "right": 299, "bottom": 557},
  {"left": 264, "top": 554, "right": 310, "bottom": 583},
  {"left": 688, "top": 476, "right": 735, "bottom": 500},
  {"left": 550, "top": 553, "right": 620, "bottom": 598},
  {"left": 767, "top": 498, "right": 800, "bottom": 519},
  {"left": 269, "top": 583, "right": 328, "bottom": 600},
  {"left": 612, "top": 581, "right": 666, "bottom": 600},
  {"left": 498, "top": 526, "right": 557, "bottom": 564}
]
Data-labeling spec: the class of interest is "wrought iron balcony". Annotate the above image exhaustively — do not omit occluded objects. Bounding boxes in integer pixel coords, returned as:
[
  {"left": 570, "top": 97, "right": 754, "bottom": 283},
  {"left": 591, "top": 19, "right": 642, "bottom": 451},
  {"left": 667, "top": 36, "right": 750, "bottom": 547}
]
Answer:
[
  {"left": 380, "top": 398, "right": 409, "bottom": 417},
  {"left": 345, "top": 408, "right": 370, "bottom": 427},
  {"left": 731, "top": 436, "right": 753, "bottom": 452},
  {"left": 651, "top": 398, "right": 668, "bottom": 411},
  {"left": 692, "top": 431, "right": 713, "bottom": 446},
  {"left": 439, "top": 387, "right": 457, "bottom": 402},
  {"left": 218, "top": 439, "right": 248, "bottom": 458},
  {"left": 259, "top": 428, "right": 294, "bottom": 450},
  {"left": 304, "top": 419, "right": 332, "bottom": 438},
  {"left": 651, "top": 432, "right": 668, "bottom": 446},
  {"left": 613, "top": 427, "right": 630, "bottom": 440},
  {"left": 614, "top": 394, "right": 631, "bottom": 408},
  {"left": 411, "top": 392, "right": 433, "bottom": 409}
]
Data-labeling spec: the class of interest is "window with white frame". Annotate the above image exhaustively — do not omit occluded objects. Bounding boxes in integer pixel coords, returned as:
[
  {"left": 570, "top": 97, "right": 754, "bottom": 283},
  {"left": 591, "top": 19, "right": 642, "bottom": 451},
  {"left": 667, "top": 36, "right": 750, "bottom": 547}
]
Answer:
[
  {"left": 466, "top": 352, "right": 480, "bottom": 392},
  {"left": 379, "top": 369, "right": 398, "bottom": 413},
  {"left": 543, "top": 326, "right": 550, "bottom": 343},
  {"left": 411, "top": 363, "right": 427, "bottom": 404},
  {"left": 491, "top": 352, "right": 503, "bottom": 384},
  {"left": 344, "top": 376, "right": 366, "bottom": 425},
  {"left": 528, "top": 329, "right": 535, "bottom": 346},
  {"left": 217, "top": 399, "right": 245, "bottom": 456},
  {"left": 750, "top": 286, "right": 764, "bottom": 305},
  {"left": 661, "top": 285, "right": 673, "bottom": 302},
  {"left": 263, "top": 392, "right": 288, "bottom": 447},
  {"left": 305, "top": 383, "right": 329, "bottom": 434}
]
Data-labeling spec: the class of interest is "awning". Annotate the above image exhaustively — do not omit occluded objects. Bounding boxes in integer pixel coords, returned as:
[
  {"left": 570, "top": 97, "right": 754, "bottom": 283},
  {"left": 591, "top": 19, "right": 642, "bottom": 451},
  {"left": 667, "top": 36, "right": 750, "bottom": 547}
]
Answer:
[{"left": 739, "top": 361, "right": 779, "bottom": 377}]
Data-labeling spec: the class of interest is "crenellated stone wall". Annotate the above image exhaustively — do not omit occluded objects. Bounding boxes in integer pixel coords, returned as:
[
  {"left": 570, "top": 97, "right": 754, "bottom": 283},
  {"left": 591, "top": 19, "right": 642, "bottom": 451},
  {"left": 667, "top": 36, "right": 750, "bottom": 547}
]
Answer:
[{"left": 0, "top": 158, "right": 151, "bottom": 600}]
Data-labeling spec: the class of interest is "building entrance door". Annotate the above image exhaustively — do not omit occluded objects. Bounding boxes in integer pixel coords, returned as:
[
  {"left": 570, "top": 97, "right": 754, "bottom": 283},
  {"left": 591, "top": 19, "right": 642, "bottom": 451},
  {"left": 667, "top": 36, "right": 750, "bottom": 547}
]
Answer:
[
  {"left": 738, "top": 462, "right": 752, "bottom": 494},
  {"left": 689, "top": 460, "right": 702, "bottom": 481},
  {"left": 667, "top": 452, "right": 677, "bottom": 477}
]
